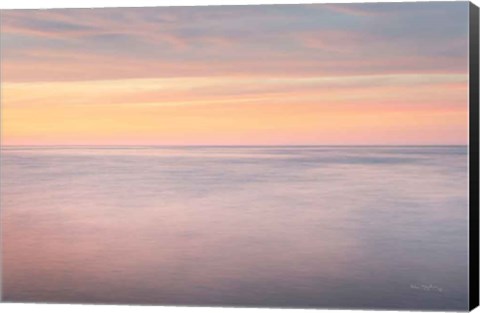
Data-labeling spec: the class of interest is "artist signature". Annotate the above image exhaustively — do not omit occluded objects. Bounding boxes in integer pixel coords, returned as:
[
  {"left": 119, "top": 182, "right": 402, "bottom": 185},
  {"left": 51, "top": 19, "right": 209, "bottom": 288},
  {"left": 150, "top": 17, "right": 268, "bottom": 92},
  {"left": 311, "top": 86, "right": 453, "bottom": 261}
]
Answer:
[{"left": 410, "top": 284, "right": 443, "bottom": 292}]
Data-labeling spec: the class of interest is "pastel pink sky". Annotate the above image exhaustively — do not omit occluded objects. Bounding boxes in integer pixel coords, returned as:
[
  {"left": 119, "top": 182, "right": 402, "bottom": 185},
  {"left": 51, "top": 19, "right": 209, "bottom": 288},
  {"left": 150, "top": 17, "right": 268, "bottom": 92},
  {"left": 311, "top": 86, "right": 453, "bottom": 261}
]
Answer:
[{"left": 0, "top": 2, "right": 470, "bottom": 145}]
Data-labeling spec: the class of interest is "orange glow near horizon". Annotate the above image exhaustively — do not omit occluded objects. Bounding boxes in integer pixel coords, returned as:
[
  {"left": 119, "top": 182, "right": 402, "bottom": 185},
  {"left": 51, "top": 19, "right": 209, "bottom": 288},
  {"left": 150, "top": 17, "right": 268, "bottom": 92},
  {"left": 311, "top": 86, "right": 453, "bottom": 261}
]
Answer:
[{"left": 1, "top": 75, "right": 468, "bottom": 146}]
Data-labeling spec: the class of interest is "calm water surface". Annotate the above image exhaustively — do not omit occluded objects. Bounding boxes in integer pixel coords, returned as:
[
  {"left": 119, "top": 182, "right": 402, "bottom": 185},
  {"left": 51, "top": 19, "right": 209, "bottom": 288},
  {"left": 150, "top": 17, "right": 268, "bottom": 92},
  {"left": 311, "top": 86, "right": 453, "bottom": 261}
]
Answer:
[{"left": 1, "top": 146, "right": 469, "bottom": 310}]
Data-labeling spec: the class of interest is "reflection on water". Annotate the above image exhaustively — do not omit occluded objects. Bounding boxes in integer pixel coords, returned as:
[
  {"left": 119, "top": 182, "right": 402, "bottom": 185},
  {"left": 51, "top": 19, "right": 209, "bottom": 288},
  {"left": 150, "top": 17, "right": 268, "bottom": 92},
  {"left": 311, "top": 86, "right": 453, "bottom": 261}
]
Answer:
[{"left": 1, "top": 146, "right": 469, "bottom": 310}]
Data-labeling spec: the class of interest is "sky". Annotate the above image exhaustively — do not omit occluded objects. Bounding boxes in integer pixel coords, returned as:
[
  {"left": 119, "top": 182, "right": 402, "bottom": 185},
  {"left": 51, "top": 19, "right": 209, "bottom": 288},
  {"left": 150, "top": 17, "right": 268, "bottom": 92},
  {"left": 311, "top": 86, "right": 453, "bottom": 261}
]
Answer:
[{"left": 0, "top": 2, "right": 470, "bottom": 145}]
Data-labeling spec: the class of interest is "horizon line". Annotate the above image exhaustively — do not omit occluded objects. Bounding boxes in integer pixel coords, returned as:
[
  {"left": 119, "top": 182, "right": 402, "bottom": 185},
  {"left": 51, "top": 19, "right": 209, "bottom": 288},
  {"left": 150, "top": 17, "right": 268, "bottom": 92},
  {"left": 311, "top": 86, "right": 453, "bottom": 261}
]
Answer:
[{"left": 0, "top": 144, "right": 468, "bottom": 148}]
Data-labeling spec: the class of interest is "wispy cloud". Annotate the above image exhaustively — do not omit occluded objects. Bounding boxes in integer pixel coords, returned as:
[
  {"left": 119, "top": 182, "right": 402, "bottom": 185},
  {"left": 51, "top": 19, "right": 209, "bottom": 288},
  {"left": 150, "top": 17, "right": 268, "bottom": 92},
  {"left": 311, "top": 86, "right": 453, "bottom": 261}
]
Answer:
[{"left": 1, "top": 2, "right": 469, "bottom": 82}]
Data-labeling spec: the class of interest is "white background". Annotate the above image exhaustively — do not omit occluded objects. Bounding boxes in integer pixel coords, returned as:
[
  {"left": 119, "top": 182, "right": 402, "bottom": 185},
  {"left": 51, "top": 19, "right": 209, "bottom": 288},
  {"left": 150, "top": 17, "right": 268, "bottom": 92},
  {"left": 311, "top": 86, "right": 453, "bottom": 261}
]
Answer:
[{"left": 1, "top": 0, "right": 479, "bottom": 312}]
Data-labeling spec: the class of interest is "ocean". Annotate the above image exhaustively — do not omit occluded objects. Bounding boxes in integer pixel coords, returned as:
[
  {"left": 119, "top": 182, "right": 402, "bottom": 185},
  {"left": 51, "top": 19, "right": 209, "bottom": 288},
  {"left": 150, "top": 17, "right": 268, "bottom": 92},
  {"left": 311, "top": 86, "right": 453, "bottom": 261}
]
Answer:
[{"left": 0, "top": 146, "right": 469, "bottom": 310}]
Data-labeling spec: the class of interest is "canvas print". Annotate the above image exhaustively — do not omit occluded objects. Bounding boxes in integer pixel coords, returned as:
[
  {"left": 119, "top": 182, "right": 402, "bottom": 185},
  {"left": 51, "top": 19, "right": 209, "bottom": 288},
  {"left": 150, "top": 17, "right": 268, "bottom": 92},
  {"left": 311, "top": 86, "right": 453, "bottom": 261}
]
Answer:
[{"left": 0, "top": 1, "right": 478, "bottom": 311}]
